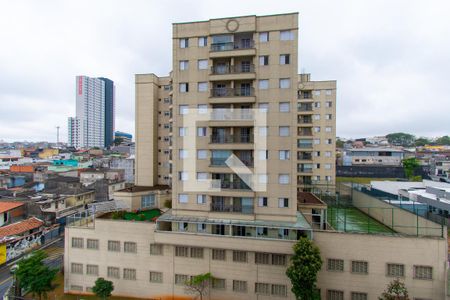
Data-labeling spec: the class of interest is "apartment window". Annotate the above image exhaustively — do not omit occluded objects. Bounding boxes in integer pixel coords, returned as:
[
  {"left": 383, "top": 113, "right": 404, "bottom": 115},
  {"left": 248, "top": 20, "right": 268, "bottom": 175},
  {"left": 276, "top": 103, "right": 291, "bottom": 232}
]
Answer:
[
  {"left": 198, "top": 104, "right": 208, "bottom": 114},
  {"left": 258, "top": 103, "right": 269, "bottom": 112},
  {"left": 314, "top": 126, "right": 321, "bottom": 133},
  {"left": 387, "top": 263, "right": 405, "bottom": 277},
  {"left": 108, "top": 240, "right": 120, "bottom": 252},
  {"left": 327, "top": 259, "right": 344, "bottom": 272},
  {"left": 279, "top": 78, "right": 291, "bottom": 89},
  {"left": 178, "top": 194, "right": 188, "bottom": 203},
  {"left": 278, "top": 174, "right": 290, "bottom": 184},
  {"left": 179, "top": 150, "right": 188, "bottom": 159},
  {"left": 351, "top": 292, "right": 368, "bottom": 300},
  {"left": 279, "top": 54, "right": 290, "bottom": 65},
  {"left": 150, "top": 244, "right": 163, "bottom": 255},
  {"left": 86, "top": 239, "right": 99, "bottom": 250},
  {"left": 70, "top": 285, "right": 83, "bottom": 291},
  {"left": 258, "top": 197, "right": 268, "bottom": 207},
  {"left": 197, "top": 223, "right": 206, "bottom": 232},
  {"left": 179, "top": 38, "right": 189, "bottom": 48},
  {"left": 351, "top": 261, "right": 368, "bottom": 274},
  {"left": 259, "top": 79, "right": 269, "bottom": 89},
  {"left": 190, "top": 247, "right": 204, "bottom": 258},
  {"left": 198, "top": 36, "right": 207, "bottom": 47},
  {"left": 197, "top": 172, "right": 207, "bottom": 181},
  {"left": 178, "top": 222, "right": 188, "bottom": 232},
  {"left": 255, "top": 283, "right": 270, "bottom": 295},
  {"left": 314, "top": 102, "right": 321, "bottom": 109},
  {"left": 175, "top": 246, "right": 189, "bottom": 257},
  {"left": 197, "top": 150, "right": 207, "bottom": 159},
  {"left": 278, "top": 198, "right": 289, "bottom": 208},
  {"left": 258, "top": 150, "right": 269, "bottom": 160},
  {"left": 197, "top": 127, "right": 207, "bottom": 136},
  {"left": 272, "top": 284, "right": 287, "bottom": 297},
  {"left": 325, "top": 139, "right": 333, "bottom": 145},
  {"left": 164, "top": 111, "right": 170, "bottom": 116},
  {"left": 179, "top": 171, "right": 188, "bottom": 181},
  {"left": 280, "top": 30, "right": 294, "bottom": 41},
  {"left": 326, "top": 114, "right": 332, "bottom": 120},
  {"left": 212, "top": 249, "right": 226, "bottom": 261},
  {"left": 325, "top": 175, "right": 332, "bottom": 181},
  {"left": 123, "top": 268, "right": 136, "bottom": 280},
  {"left": 314, "top": 139, "right": 321, "bottom": 145},
  {"left": 107, "top": 267, "right": 120, "bottom": 279},
  {"left": 163, "top": 97, "right": 171, "bottom": 103},
  {"left": 179, "top": 104, "right": 188, "bottom": 114},
  {"left": 175, "top": 274, "right": 188, "bottom": 285},
  {"left": 212, "top": 278, "right": 226, "bottom": 289},
  {"left": 259, "top": 32, "right": 269, "bottom": 42},
  {"left": 272, "top": 254, "right": 287, "bottom": 266},
  {"left": 327, "top": 290, "right": 344, "bottom": 300},
  {"left": 71, "top": 263, "right": 83, "bottom": 274},
  {"left": 414, "top": 265, "right": 432, "bottom": 280},
  {"left": 279, "top": 102, "right": 290, "bottom": 112},
  {"left": 197, "top": 194, "right": 206, "bottom": 204},
  {"left": 326, "top": 89, "right": 332, "bottom": 95},
  {"left": 259, "top": 56, "right": 269, "bottom": 66},
  {"left": 179, "top": 60, "right": 189, "bottom": 70},
  {"left": 253, "top": 252, "right": 268, "bottom": 264},
  {"left": 71, "top": 237, "right": 83, "bottom": 248},
  {"left": 149, "top": 271, "right": 163, "bottom": 283},
  {"left": 179, "top": 127, "right": 187, "bottom": 136},
  {"left": 258, "top": 174, "right": 268, "bottom": 184},
  {"left": 179, "top": 83, "right": 189, "bottom": 93},
  {"left": 279, "top": 126, "right": 290, "bottom": 137},
  {"left": 256, "top": 227, "right": 268, "bottom": 237},
  {"left": 141, "top": 194, "right": 155, "bottom": 208},
  {"left": 313, "top": 114, "right": 321, "bottom": 120},
  {"left": 279, "top": 150, "right": 290, "bottom": 160},
  {"left": 233, "top": 280, "right": 247, "bottom": 293},
  {"left": 259, "top": 126, "right": 268, "bottom": 136},
  {"left": 198, "top": 82, "right": 208, "bottom": 92},
  {"left": 326, "top": 101, "right": 333, "bottom": 107},
  {"left": 124, "top": 242, "right": 137, "bottom": 253},
  {"left": 233, "top": 250, "right": 247, "bottom": 263},
  {"left": 86, "top": 264, "right": 99, "bottom": 276}
]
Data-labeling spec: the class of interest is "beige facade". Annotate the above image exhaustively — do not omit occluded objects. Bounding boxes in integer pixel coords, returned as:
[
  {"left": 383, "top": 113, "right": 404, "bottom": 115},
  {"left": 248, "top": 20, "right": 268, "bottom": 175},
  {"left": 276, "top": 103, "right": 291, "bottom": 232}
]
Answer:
[{"left": 64, "top": 12, "right": 448, "bottom": 300}]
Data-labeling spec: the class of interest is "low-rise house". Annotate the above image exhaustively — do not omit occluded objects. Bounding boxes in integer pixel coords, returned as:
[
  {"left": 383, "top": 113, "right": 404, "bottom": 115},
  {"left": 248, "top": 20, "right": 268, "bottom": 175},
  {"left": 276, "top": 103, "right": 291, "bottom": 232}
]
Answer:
[
  {"left": 0, "top": 217, "right": 44, "bottom": 241},
  {"left": 343, "top": 147, "right": 404, "bottom": 166},
  {"left": 0, "top": 201, "right": 24, "bottom": 226}
]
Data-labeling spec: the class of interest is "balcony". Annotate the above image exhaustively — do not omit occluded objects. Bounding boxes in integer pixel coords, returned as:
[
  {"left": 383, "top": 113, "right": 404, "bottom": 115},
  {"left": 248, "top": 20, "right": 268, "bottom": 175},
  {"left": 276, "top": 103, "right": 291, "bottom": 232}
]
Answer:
[
  {"left": 210, "top": 64, "right": 256, "bottom": 81},
  {"left": 298, "top": 91, "right": 313, "bottom": 100},
  {"left": 298, "top": 165, "right": 313, "bottom": 173},
  {"left": 298, "top": 128, "right": 313, "bottom": 136},
  {"left": 298, "top": 116, "right": 312, "bottom": 124},
  {"left": 298, "top": 140, "right": 313, "bottom": 149},
  {"left": 298, "top": 103, "right": 313, "bottom": 112},
  {"left": 211, "top": 180, "right": 251, "bottom": 190},
  {"left": 211, "top": 157, "right": 253, "bottom": 167},
  {"left": 298, "top": 152, "right": 313, "bottom": 160},
  {"left": 211, "top": 203, "right": 254, "bottom": 214},
  {"left": 210, "top": 87, "right": 256, "bottom": 104},
  {"left": 210, "top": 134, "right": 253, "bottom": 144}
]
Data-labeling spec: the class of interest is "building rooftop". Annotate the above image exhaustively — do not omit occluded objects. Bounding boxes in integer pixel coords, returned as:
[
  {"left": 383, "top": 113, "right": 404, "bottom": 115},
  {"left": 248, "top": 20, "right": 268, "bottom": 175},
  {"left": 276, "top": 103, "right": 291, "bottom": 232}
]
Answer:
[
  {"left": 0, "top": 201, "right": 24, "bottom": 213},
  {"left": 0, "top": 217, "right": 44, "bottom": 239},
  {"left": 117, "top": 185, "right": 170, "bottom": 193},
  {"left": 348, "top": 147, "right": 404, "bottom": 153}
]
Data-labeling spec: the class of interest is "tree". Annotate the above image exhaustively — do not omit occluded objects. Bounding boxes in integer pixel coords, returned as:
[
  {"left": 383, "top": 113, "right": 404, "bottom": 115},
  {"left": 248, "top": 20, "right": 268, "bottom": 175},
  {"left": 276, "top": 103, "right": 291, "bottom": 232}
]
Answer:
[
  {"left": 379, "top": 278, "right": 409, "bottom": 300},
  {"left": 92, "top": 277, "right": 114, "bottom": 300},
  {"left": 286, "top": 237, "right": 322, "bottom": 300},
  {"left": 414, "top": 137, "right": 430, "bottom": 147},
  {"left": 113, "top": 137, "right": 124, "bottom": 146},
  {"left": 436, "top": 135, "right": 450, "bottom": 145},
  {"left": 336, "top": 138, "right": 344, "bottom": 149},
  {"left": 386, "top": 133, "right": 415, "bottom": 146},
  {"left": 15, "top": 250, "right": 58, "bottom": 300},
  {"left": 402, "top": 157, "right": 420, "bottom": 180},
  {"left": 184, "top": 272, "right": 213, "bottom": 300}
]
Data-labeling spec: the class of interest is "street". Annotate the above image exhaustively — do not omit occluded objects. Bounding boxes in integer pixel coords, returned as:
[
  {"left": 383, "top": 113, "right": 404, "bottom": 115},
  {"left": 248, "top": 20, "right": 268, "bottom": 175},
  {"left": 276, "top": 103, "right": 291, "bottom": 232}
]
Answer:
[{"left": 0, "top": 238, "right": 64, "bottom": 298}]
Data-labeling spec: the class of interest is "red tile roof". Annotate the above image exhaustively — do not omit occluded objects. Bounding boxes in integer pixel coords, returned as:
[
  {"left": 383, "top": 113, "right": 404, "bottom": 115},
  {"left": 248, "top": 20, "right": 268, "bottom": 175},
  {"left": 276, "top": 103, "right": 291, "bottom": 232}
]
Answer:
[
  {"left": 0, "top": 202, "right": 24, "bottom": 214},
  {"left": 0, "top": 217, "right": 44, "bottom": 239}
]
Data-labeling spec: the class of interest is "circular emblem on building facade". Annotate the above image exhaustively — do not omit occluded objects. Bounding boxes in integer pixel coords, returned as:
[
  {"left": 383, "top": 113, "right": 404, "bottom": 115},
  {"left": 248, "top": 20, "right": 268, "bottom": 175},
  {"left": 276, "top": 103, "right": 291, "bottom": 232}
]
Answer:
[{"left": 226, "top": 19, "right": 239, "bottom": 32}]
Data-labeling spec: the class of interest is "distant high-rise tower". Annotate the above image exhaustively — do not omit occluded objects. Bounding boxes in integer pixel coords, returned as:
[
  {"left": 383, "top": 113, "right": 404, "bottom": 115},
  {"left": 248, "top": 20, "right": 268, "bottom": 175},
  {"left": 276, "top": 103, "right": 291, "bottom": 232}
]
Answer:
[{"left": 68, "top": 75, "right": 115, "bottom": 149}]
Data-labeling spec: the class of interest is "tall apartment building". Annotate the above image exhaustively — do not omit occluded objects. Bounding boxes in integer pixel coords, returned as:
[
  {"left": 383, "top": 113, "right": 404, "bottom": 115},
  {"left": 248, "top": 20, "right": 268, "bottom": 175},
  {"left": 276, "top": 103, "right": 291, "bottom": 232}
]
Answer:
[
  {"left": 68, "top": 76, "right": 115, "bottom": 149},
  {"left": 65, "top": 13, "right": 448, "bottom": 300}
]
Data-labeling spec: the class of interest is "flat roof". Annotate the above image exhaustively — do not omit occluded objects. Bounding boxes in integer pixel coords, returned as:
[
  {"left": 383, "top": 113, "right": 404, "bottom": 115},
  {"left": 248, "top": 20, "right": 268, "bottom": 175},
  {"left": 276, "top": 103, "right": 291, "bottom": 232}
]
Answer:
[
  {"left": 117, "top": 185, "right": 170, "bottom": 193},
  {"left": 172, "top": 12, "right": 299, "bottom": 25}
]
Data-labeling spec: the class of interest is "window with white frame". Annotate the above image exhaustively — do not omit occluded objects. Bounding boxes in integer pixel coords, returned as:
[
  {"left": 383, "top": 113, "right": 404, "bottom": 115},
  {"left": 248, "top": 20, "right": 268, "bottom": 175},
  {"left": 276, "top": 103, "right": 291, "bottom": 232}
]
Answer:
[
  {"left": 313, "top": 114, "right": 320, "bottom": 120},
  {"left": 179, "top": 83, "right": 189, "bottom": 93},
  {"left": 178, "top": 222, "right": 188, "bottom": 232},
  {"left": 278, "top": 198, "right": 289, "bottom": 208},
  {"left": 179, "top": 60, "right": 189, "bottom": 70},
  {"left": 271, "top": 284, "right": 287, "bottom": 297},
  {"left": 314, "top": 163, "right": 321, "bottom": 169},
  {"left": 387, "top": 263, "right": 405, "bottom": 277},
  {"left": 258, "top": 103, "right": 269, "bottom": 112},
  {"left": 326, "top": 114, "right": 332, "bottom": 120},
  {"left": 280, "top": 30, "right": 294, "bottom": 40},
  {"left": 414, "top": 265, "right": 432, "bottom": 280},
  {"left": 314, "top": 151, "right": 321, "bottom": 157},
  {"left": 198, "top": 59, "right": 208, "bottom": 70},
  {"left": 313, "top": 90, "right": 321, "bottom": 96},
  {"left": 258, "top": 197, "right": 268, "bottom": 207},
  {"left": 175, "top": 274, "right": 188, "bottom": 284},
  {"left": 179, "top": 127, "right": 187, "bottom": 136},
  {"left": 141, "top": 194, "right": 155, "bottom": 208},
  {"left": 327, "top": 258, "right": 344, "bottom": 272},
  {"left": 327, "top": 290, "right": 344, "bottom": 300},
  {"left": 279, "top": 126, "right": 290, "bottom": 136},
  {"left": 255, "top": 282, "right": 270, "bottom": 294},
  {"left": 326, "top": 139, "right": 332, "bottom": 144},
  {"left": 87, "top": 239, "right": 99, "bottom": 250},
  {"left": 197, "top": 172, "right": 207, "bottom": 181},
  {"left": 259, "top": 79, "right": 269, "bottom": 89},
  {"left": 197, "top": 150, "right": 207, "bottom": 159},
  {"left": 325, "top": 175, "right": 332, "bottom": 181},
  {"left": 279, "top": 78, "right": 290, "bottom": 89},
  {"left": 124, "top": 242, "right": 137, "bottom": 253},
  {"left": 71, "top": 263, "right": 83, "bottom": 274},
  {"left": 351, "top": 261, "right": 369, "bottom": 274},
  {"left": 72, "top": 237, "right": 83, "bottom": 248},
  {"left": 179, "top": 149, "right": 188, "bottom": 159},
  {"left": 179, "top": 104, "right": 188, "bottom": 114},
  {"left": 197, "top": 127, "right": 207, "bottom": 136},
  {"left": 212, "top": 249, "right": 226, "bottom": 261},
  {"left": 326, "top": 101, "right": 333, "bottom": 107},
  {"left": 197, "top": 223, "right": 206, "bottom": 232},
  {"left": 314, "top": 126, "right": 321, "bottom": 133},
  {"left": 149, "top": 271, "right": 163, "bottom": 283},
  {"left": 179, "top": 38, "right": 189, "bottom": 48},
  {"left": 178, "top": 194, "right": 188, "bottom": 203},
  {"left": 259, "top": 32, "right": 269, "bottom": 42},
  {"left": 233, "top": 280, "right": 247, "bottom": 292},
  {"left": 198, "top": 82, "right": 208, "bottom": 92},
  {"left": 86, "top": 264, "right": 98, "bottom": 276},
  {"left": 198, "top": 104, "right": 208, "bottom": 114},
  {"left": 178, "top": 171, "right": 188, "bottom": 181},
  {"left": 198, "top": 36, "right": 207, "bottom": 47},
  {"left": 107, "top": 267, "right": 120, "bottom": 279},
  {"left": 325, "top": 126, "right": 332, "bottom": 132},
  {"left": 314, "top": 139, "right": 320, "bottom": 145},
  {"left": 197, "top": 194, "right": 206, "bottom": 204},
  {"left": 279, "top": 150, "right": 290, "bottom": 160},
  {"left": 278, "top": 174, "right": 290, "bottom": 184},
  {"left": 258, "top": 150, "right": 268, "bottom": 160},
  {"left": 326, "top": 89, "right": 332, "bottom": 95},
  {"left": 314, "top": 101, "right": 321, "bottom": 108},
  {"left": 259, "top": 55, "right": 269, "bottom": 66},
  {"left": 279, "top": 54, "right": 290, "bottom": 65},
  {"left": 325, "top": 151, "right": 332, "bottom": 157},
  {"left": 279, "top": 102, "right": 290, "bottom": 112},
  {"left": 123, "top": 268, "right": 136, "bottom": 280}
]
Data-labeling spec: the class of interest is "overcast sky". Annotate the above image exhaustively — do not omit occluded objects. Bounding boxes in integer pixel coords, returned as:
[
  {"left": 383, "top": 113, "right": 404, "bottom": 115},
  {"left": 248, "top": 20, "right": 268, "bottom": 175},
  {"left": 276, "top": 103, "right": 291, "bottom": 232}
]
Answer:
[{"left": 0, "top": 0, "right": 449, "bottom": 143}]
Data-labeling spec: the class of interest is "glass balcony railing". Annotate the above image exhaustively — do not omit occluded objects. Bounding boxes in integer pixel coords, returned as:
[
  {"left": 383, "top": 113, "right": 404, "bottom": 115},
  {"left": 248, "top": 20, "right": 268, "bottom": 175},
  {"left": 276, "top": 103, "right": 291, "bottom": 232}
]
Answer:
[
  {"left": 211, "top": 87, "right": 255, "bottom": 97},
  {"left": 211, "top": 64, "right": 255, "bottom": 75},
  {"left": 210, "top": 40, "right": 255, "bottom": 52},
  {"left": 210, "top": 203, "right": 254, "bottom": 214},
  {"left": 210, "top": 157, "right": 253, "bottom": 167},
  {"left": 210, "top": 134, "right": 253, "bottom": 144}
]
